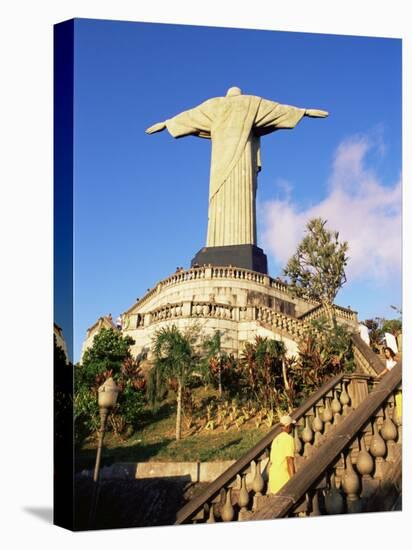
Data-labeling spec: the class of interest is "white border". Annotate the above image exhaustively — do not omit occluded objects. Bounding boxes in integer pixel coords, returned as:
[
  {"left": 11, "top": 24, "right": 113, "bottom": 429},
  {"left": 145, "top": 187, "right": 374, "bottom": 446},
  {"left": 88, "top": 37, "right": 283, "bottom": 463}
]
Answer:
[{"left": 0, "top": 1, "right": 409, "bottom": 548}]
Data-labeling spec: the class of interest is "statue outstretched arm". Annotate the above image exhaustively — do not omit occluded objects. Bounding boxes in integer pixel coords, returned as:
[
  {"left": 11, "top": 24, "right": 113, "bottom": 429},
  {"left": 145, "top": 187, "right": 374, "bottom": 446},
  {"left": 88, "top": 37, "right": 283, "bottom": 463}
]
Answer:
[
  {"left": 254, "top": 99, "right": 328, "bottom": 136},
  {"left": 145, "top": 121, "right": 167, "bottom": 134},
  {"left": 304, "top": 109, "right": 329, "bottom": 118}
]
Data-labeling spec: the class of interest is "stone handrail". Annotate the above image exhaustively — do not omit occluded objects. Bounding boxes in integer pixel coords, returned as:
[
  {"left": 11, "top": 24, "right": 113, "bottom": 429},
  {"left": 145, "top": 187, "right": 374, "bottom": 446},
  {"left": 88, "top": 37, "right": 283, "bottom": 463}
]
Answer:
[
  {"left": 252, "top": 362, "right": 402, "bottom": 520},
  {"left": 256, "top": 307, "right": 306, "bottom": 340},
  {"left": 298, "top": 303, "right": 357, "bottom": 323},
  {"left": 352, "top": 333, "right": 386, "bottom": 376},
  {"left": 175, "top": 372, "right": 351, "bottom": 524}
]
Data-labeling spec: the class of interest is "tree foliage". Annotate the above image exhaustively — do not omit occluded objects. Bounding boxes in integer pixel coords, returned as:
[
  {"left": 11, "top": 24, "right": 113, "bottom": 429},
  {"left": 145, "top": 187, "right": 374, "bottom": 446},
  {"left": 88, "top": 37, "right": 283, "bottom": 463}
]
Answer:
[
  {"left": 74, "top": 328, "right": 146, "bottom": 446},
  {"left": 364, "top": 317, "right": 402, "bottom": 353},
  {"left": 283, "top": 218, "right": 349, "bottom": 324},
  {"left": 297, "top": 318, "right": 354, "bottom": 393},
  {"left": 78, "top": 328, "right": 136, "bottom": 387}
]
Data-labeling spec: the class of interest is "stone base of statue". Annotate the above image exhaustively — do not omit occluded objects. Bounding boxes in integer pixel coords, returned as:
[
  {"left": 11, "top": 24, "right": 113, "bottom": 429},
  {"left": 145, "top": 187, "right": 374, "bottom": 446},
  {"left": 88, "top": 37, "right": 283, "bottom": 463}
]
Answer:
[
  {"left": 81, "top": 266, "right": 358, "bottom": 363},
  {"left": 191, "top": 244, "right": 268, "bottom": 274}
]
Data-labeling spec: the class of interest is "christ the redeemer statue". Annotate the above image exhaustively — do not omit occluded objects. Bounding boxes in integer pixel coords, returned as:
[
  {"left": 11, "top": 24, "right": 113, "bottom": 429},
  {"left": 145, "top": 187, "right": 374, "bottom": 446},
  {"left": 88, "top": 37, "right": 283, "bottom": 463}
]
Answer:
[{"left": 146, "top": 87, "right": 328, "bottom": 274}]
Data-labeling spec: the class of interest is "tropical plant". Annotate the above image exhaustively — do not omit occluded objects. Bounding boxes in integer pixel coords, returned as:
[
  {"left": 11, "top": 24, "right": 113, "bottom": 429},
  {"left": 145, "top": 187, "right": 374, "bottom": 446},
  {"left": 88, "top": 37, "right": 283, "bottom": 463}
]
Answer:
[
  {"left": 238, "top": 336, "right": 287, "bottom": 410},
  {"left": 297, "top": 318, "right": 354, "bottom": 393},
  {"left": 283, "top": 217, "right": 349, "bottom": 327},
  {"left": 149, "top": 324, "right": 199, "bottom": 440},
  {"left": 201, "top": 330, "right": 237, "bottom": 396}
]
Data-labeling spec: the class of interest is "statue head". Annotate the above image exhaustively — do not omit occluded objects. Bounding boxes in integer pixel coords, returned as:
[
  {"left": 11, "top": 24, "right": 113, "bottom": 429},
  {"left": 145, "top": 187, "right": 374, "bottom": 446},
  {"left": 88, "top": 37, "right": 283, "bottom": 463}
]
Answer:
[{"left": 226, "top": 86, "right": 242, "bottom": 97}]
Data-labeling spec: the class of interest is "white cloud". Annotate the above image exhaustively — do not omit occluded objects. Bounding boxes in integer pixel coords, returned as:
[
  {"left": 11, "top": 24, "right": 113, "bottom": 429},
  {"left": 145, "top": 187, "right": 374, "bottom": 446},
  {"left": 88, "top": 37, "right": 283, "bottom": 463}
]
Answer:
[{"left": 261, "top": 135, "right": 402, "bottom": 283}]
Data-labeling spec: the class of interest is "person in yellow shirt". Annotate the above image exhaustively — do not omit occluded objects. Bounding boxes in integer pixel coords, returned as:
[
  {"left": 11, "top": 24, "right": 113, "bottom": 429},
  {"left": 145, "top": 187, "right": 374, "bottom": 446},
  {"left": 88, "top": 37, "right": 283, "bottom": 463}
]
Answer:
[{"left": 268, "top": 415, "right": 296, "bottom": 494}]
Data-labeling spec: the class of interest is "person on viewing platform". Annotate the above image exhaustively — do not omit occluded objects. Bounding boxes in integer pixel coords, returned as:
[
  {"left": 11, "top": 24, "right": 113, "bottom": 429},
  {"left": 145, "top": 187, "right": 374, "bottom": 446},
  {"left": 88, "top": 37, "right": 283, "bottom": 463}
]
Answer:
[{"left": 268, "top": 415, "right": 296, "bottom": 494}]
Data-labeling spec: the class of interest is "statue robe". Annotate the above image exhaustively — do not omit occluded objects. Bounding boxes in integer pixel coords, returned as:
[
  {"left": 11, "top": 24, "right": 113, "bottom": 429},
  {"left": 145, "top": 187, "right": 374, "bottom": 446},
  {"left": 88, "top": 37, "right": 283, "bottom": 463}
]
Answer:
[{"left": 165, "top": 94, "right": 305, "bottom": 247}]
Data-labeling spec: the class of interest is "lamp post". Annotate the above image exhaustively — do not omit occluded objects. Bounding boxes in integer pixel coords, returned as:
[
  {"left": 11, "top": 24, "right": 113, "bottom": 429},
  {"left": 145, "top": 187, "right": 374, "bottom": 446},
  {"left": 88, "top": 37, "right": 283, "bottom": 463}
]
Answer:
[{"left": 89, "top": 377, "right": 119, "bottom": 528}]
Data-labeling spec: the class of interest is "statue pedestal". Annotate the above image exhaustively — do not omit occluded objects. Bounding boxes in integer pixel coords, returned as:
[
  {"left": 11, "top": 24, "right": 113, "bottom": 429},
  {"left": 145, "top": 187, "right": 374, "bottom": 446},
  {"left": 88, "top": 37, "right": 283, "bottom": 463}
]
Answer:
[{"left": 191, "top": 244, "right": 268, "bottom": 274}]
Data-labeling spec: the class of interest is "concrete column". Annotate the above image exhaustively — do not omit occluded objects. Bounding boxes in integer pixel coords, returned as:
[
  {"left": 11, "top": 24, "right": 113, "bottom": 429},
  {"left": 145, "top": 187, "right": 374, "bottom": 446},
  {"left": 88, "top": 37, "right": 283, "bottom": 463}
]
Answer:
[
  {"left": 347, "top": 375, "right": 370, "bottom": 408},
  {"left": 182, "top": 301, "right": 192, "bottom": 317}
]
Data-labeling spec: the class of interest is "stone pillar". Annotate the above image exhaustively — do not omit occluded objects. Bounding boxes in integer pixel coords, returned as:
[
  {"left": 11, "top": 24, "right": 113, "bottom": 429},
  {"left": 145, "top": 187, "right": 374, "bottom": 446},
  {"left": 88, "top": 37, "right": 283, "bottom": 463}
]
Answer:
[
  {"left": 232, "top": 307, "right": 240, "bottom": 321},
  {"left": 182, "top": 301, "right": 192, "bottom": 317},
  {"left": 347, "top": 375, "right": 370, "bottom": 408}
]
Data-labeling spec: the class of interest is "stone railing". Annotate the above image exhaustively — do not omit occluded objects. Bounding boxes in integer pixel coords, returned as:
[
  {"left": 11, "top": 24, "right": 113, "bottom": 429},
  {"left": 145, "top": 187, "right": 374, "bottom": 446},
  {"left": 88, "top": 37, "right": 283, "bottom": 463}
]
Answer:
[
  {"left": 256, "top": 306, "right": 306, "bottom": 340},
  {"left": 123, "top": 266, "right": 308, "bottom": 315},
  {"left": 211, "top": 266, "right": 267, "bottom": 285},
  {"left": 135, "top": 301, "right": 311, "bottom": 336},
  {"left": 191, "top": 302, "right": 237, "bottom": 321},
  {"left": 175, "top": 372, "right": 371, "bottom": 524},
  {"left": 150, "top": 302, "right": 185, "bottom": 323},
  {"left": 352, "top": 333, "right": 386, "bottom": 376},
  {"left": 161, "top": 267, "right": 208, "bottom": 287},
  {"left": 123, "top": 267, "right": 358, "bottom": 329},
  {"left": 298, "top": 304, "right": 357, "bottom": 324},
  {"left": 252, "top": 362, "right": 402, "bottom": 520},
  {"left": 175, "top": 364, "right": 401, "bottom": 524}
]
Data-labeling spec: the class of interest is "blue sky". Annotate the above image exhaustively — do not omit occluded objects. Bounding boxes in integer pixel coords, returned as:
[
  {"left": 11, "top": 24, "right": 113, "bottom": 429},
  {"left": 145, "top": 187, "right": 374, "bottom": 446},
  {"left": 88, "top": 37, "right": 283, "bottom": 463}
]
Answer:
[{"left": 69, "top": 18, "right": 401, "bottom": 362}]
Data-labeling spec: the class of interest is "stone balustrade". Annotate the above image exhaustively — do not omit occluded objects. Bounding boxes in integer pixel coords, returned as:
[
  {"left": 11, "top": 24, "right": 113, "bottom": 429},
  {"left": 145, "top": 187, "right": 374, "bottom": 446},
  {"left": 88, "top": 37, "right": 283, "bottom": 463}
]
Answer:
[
  {"left": 252, "top": 362, "right": 402, "bottom": 520},
  {"left": 256, "top": 306, "right": 306, "bottom": 340},
  {"left": 175, "top": 372, "right": 367, "bottom": 524},
  {"left": 352, "top": 333, "right": 386, "bottom": 376},
  {"left": 211, "top": 266, "right": 267, "bottom": 285},
  {"left": 124, "top": 300, "right": 364, "bottom": 353},
  {"left": 175, "top": 364, "right": 401, "bottom": 524},
  {"left": 128, "top": 301, "right": 309, "bottom": 334},
  {"left": 122, "top": 267, "right": 357, "bottom": 334},
  {"left": 299, "top": 303, "right": 357, "bottom": 323},
  {"left": 125, "top": 266, "right": 313, "bottom": 313}
]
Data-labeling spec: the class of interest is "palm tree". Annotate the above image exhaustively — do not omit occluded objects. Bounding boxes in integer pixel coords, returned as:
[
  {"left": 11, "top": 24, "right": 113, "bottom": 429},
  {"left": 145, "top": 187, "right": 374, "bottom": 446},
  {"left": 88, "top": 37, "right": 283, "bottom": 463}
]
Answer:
[
  {"left": 149, "top": 325, "right": 197, "bottom": 441},
  {"left": 202, "top": 330, "right": 224, "bottom": 396}
]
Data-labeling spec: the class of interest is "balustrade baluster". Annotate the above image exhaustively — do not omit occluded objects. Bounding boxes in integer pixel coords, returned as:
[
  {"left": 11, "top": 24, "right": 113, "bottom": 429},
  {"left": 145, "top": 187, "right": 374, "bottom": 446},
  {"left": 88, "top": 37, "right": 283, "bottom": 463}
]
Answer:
[
  {"left": 302, "top": 415, "right": 314, "bottom": 457},
  {"left": 220, "top": 487, "right": 234, "bottom": 522},
  {"left": 331, "top": 390, "right": 342, "bottom": 425},
  {"left": 369, "top": 420, "right": 387, "bottom": 480},
  {"left": 238, "top": 474, "right": 250, "bottom": 520},
  {"left": 340, "top": 381, "right": 351, "bottom": 416},
  {"left": 342, "top": 451, "right": 362, "bottom": 513},
  {"left": 322, "top": 397, "right": 333, "bottom": 433},
  {"left": 312, "top": 406, "right": 324, "bottom": 446},
  {"left": 206, "top": 504, "right": 215, "bottom": 523},
  {"left": 213, "top": 488, "right": 226, "bottom": 520},
  {"left": 294, "top": 425, "right": 303, "bottom": 455},
  {"left": 309, "top": 489, "right": 321, "bottom": 516},
  {"left": 380, "top": 404, "right": 398, "bottom": 462},
  {"left": 252, "top": 459, "right": 265, "bottom": 496},
  {"left": 356, "top": 434, "right": 375, "bottom": 500},
  {"left": 324, "top": 472, "right": 344, "bottom": 515}
]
